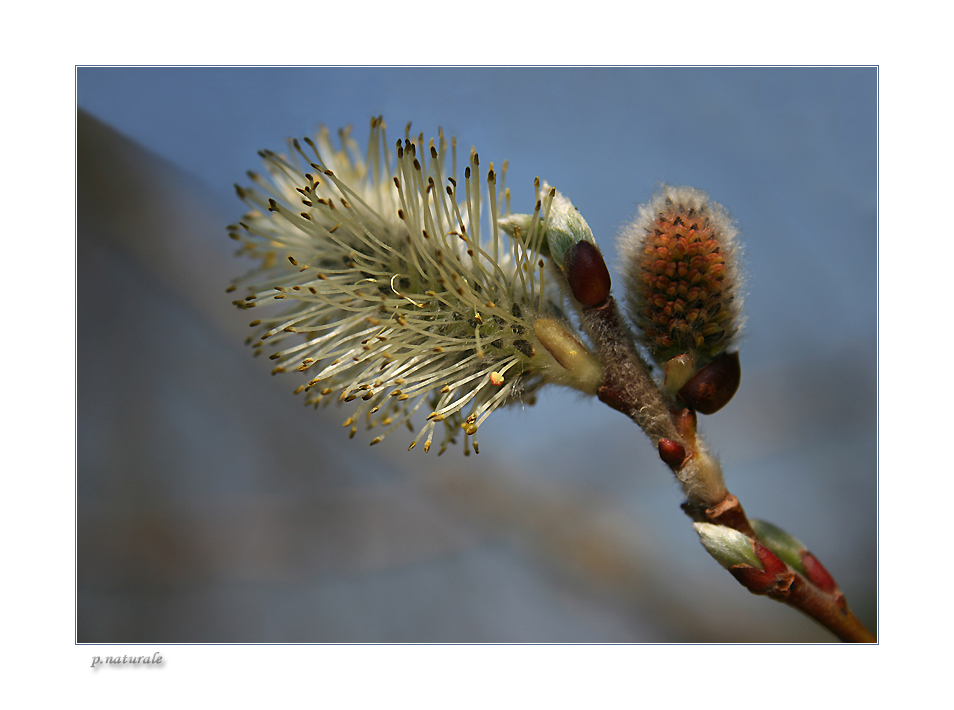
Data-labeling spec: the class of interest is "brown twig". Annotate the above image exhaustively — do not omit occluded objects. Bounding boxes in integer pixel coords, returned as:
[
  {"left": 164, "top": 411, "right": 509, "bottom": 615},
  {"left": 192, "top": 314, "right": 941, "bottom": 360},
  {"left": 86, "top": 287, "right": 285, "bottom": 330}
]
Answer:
[{"left": 570, "top": 266, "right": 875, "bottom": 642}]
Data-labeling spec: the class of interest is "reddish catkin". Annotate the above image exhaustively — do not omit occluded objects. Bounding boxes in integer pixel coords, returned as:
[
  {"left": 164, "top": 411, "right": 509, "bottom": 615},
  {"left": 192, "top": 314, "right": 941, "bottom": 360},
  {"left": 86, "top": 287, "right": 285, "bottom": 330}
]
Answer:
[{"left": 618, "top": 185, "right": 744, "bottom": 367}]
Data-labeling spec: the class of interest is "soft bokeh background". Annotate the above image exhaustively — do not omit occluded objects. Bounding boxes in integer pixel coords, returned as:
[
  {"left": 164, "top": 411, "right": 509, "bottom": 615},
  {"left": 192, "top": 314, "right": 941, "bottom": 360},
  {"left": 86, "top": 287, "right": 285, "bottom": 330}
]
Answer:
[{"left": 77, "top": 67, "right": 876, "bottom": 642}]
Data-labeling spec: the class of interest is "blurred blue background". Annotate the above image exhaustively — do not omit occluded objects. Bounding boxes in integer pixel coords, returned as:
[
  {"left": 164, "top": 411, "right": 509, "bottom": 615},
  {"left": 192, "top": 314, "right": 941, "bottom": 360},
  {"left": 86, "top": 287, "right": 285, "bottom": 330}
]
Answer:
[{"left": 77, "top": 67, "right": 876, "bottom": 642}]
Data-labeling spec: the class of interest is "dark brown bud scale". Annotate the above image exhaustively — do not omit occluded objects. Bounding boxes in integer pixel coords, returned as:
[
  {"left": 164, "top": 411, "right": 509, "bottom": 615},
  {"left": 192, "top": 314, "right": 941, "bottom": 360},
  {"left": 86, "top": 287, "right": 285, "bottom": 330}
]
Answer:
[
  {"left": 677, "top": 351, "right": 741, "bottom": 415},
  {"left": 564, "top": 240, "right": 611, "bottom": 308}
]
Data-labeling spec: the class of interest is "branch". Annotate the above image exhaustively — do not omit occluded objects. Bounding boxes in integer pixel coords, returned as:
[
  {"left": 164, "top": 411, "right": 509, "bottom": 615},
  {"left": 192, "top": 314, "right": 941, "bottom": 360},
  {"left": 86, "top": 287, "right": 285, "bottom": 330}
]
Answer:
[
  {"left": 694, "top": 521, "right": 876, "bottom": 643},
  {"left": 562, "top": 242, "right": 875, "bottom": 642}
]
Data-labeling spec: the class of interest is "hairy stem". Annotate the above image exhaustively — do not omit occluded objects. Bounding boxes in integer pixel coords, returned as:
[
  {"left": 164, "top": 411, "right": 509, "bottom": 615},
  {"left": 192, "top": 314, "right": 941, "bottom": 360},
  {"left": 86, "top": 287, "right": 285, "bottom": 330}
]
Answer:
[
  {"left": 582, "top": 299, "right": 679, "bottom": 445},
  {"left": 579, "top": 297, "right": 727, "bottom": 508},
  {"left": 576, "top": 292, "right": 875, "bottom": 642}
]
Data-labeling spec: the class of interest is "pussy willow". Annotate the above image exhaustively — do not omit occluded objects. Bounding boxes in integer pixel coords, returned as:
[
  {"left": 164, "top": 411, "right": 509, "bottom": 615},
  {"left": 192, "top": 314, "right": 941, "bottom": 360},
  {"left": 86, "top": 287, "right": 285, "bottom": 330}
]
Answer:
[{"left": 229, "top": 118, "right": 599, "bottom": 454}]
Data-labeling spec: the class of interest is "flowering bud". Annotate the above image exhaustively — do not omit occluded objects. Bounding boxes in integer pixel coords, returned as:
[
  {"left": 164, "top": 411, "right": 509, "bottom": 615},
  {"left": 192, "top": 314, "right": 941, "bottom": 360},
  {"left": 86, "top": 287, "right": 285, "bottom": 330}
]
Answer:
[
  {"left": 229, "top": 119, "right": 601, "bottom": 455},
  {"left": 618, "top": 185, "right": 744, "bottom": 367}
]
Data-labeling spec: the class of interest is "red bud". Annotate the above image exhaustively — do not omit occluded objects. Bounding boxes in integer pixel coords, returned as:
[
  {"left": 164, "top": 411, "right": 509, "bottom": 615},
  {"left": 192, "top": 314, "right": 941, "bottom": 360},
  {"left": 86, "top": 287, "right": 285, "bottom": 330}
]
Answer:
[
  {"left": 801, "top": 552, "right": 838, "bottom": 594},
  {"left": 564, "top": 240, "right": 611, "bottom": 308},
  {"left": 753, "top": 540, "right": 789, "bottom": 576},
  {"left": 658, "top": 438, "right": 687, "bottom": 470},
  {"left": 730, "top": 542, "right": 793, "bottom": 596}
]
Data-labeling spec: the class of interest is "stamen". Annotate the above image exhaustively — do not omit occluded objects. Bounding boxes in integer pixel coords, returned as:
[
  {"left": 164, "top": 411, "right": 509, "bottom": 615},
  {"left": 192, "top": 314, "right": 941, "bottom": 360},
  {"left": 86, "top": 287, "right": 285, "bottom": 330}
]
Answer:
[{"left": 229, "top": 118, "right": 574, "bottom": 452}]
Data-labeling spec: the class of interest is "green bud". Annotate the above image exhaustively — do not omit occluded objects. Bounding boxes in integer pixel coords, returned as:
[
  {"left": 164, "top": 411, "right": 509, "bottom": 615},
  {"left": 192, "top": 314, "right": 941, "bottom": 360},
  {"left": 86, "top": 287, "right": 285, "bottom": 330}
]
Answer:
[
  {"left": 497, "top": 183, "right": 596, "bottom": 269},
  {"left": 693, "top": 522, "right": 761, "bottom": 570},
  {"left": 542, "top": 187, "right": 597, "bottom": 269}
]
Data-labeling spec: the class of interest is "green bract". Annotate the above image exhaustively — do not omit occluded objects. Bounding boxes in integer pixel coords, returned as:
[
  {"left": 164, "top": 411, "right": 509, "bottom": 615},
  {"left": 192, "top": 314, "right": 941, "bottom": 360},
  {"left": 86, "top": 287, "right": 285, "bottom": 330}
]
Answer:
[{"left": 498, "top": 183, "right": 596, "bottom": 270}]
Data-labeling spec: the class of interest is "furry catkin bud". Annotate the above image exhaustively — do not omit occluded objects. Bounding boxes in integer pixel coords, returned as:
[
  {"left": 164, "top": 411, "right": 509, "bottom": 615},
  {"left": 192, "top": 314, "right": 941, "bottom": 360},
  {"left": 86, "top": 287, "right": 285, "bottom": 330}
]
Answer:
[{"left": 618, "top": 185, "right": 744, "bottom": 366}]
